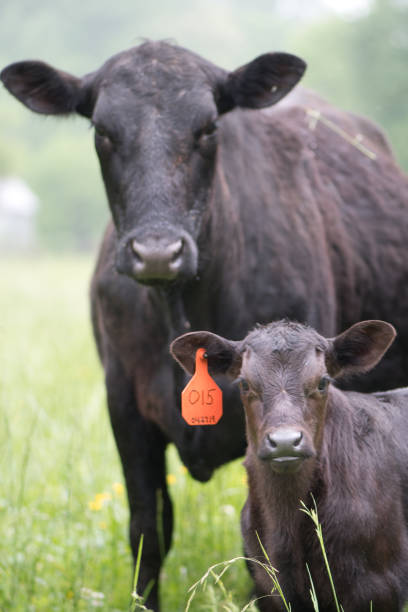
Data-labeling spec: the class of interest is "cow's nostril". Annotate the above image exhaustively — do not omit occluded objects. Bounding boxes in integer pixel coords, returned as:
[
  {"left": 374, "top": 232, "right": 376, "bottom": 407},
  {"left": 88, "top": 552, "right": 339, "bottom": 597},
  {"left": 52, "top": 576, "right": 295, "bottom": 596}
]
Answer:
[
  {"left": 131, "top": 239, "right": 144, "bottom": 263},
  {"left": 169, "top": 239, "right": 184, "bottom": 263}
]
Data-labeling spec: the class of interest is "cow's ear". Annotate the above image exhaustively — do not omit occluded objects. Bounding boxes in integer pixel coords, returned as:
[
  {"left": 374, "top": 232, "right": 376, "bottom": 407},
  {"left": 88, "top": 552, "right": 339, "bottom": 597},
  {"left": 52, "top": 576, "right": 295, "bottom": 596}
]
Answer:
[
  {"left": 326, "top": 320, "right": 396, "bottom": 379},
  {"left": 1, "top": 60, "right": 93, "bottom": 117},
  {"left": 170, "top": 331, "right": 242, "bottom": 379},
  {"left": 216, "top": 52, "right": 306, "bottom": 114}
]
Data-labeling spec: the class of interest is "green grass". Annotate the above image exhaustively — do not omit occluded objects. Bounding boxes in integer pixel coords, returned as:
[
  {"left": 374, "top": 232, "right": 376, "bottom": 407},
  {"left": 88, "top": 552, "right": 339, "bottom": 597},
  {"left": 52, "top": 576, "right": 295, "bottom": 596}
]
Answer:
[{"left": 0, "top": 256, "right": 254, "bottom": 611}]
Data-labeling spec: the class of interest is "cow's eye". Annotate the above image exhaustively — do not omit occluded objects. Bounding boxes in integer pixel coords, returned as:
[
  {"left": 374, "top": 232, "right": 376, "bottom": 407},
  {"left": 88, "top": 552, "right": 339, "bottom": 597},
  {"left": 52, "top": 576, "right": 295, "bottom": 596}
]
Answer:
[
  {"left": 202, "top": 121, "right": 218, "bottom": 136},
  {"left": 317, "top": 376, "right": 330, "bottom": 393},
  {"left": 195, "top": 120, "right": 218, "bottom": 141},
  {"left": 93, "top": 123, "right": 112, "bottom": 142}
]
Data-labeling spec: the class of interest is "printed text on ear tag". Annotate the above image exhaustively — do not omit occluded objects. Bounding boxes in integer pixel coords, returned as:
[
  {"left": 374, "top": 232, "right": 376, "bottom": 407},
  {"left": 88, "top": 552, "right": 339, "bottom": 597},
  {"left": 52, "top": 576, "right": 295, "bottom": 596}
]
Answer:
[{"left": 181, "top": 348, "right": 223, "bottom": 426}]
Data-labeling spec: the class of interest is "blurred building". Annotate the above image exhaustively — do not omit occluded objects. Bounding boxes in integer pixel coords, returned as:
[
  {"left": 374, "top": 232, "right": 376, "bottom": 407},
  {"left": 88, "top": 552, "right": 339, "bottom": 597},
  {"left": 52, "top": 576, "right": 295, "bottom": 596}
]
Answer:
[{"left": 0, "top": 177, "right": 38, "bottom": 252}]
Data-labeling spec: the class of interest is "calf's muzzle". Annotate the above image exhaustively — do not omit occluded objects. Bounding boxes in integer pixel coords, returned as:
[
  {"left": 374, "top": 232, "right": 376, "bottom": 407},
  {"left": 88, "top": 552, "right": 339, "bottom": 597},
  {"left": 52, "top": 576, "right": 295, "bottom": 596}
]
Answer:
[{"left": 259, "top": 427, "right": 315, "bottom": 473}]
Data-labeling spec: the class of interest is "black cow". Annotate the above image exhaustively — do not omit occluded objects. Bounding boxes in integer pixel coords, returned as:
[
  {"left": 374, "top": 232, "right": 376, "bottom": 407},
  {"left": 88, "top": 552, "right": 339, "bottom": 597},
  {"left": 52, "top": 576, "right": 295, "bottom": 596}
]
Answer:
[
  {"left": 171, "top": 320, "right": 408, "bottom": 611},
  {"left": 2, "top": 41, "right": 408, "bottom": 610}
]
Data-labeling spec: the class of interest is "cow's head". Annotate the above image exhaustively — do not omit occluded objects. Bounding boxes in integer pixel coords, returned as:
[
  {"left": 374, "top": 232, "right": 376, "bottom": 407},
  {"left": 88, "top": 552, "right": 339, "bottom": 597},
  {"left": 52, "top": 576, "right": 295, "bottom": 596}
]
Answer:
[
  {"left": 171, "top": 320, "right": 396, "bottom": 474},
  {"left": 1, "top": 41, "right": 306, "bottom": 285}
]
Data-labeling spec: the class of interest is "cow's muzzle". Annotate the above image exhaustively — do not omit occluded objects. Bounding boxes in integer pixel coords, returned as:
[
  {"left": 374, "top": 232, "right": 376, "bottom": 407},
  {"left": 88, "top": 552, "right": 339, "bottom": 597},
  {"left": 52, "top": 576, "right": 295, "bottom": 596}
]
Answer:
[{"left": 116, "top": 230, "right": 198, "bottom": 284}]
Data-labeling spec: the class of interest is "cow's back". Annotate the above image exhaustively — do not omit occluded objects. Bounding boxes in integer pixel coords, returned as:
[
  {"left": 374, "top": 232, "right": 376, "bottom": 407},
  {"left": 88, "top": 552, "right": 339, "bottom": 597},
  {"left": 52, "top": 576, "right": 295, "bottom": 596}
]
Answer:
[
  {"left": 216, "top": 93, "right": 408, "bottom": 390},
  {"left": 272, "top": 85, "right": 394, "bottom": 156}
]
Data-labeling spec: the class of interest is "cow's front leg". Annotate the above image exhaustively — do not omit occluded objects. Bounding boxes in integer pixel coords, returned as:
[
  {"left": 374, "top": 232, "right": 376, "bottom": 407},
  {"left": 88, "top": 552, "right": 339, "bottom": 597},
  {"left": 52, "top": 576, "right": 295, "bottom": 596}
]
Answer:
[{"left": 106, "top": 355, "right": 172, "bottom": 612}]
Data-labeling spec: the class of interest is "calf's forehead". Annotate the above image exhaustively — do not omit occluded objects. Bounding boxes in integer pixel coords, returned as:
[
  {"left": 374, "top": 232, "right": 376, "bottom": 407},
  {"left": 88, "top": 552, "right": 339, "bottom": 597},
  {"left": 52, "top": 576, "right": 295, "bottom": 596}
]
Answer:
[{"left": 242, "top": 323, "right": 329, "bottom": 384}]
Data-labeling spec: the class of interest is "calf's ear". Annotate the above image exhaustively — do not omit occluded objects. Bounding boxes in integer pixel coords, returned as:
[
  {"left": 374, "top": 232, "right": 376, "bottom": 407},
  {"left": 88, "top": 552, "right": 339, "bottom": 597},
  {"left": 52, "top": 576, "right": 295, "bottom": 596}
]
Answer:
[
  {"left": 216, "top": 52, "right": 306, "bottom": 114},
  {"left": 326, "top": 320, "right": 396, "bottom": 378},
  {"left": 1, "top": 61, "right": 92, "bottom": 117},
  {"left": 170, "top": 331, "right": 242, "bottom": 378}
]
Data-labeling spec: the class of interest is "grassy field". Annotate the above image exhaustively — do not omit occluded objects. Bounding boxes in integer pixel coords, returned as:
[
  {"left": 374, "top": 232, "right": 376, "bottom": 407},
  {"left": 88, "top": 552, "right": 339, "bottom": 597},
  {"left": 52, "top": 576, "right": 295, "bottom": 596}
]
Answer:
[{"left": 0, "top": 256, "right": 255, "bottom": 612}]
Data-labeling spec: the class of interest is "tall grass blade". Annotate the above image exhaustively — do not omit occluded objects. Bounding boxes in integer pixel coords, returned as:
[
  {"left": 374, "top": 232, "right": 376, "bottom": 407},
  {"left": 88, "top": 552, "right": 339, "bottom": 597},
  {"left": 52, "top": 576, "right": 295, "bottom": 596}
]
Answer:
[
  {"left": 185, "top": 555, "right": 287, "bottom": 612},
  {"left": 306, "top": 563, "right": 319, "bottom": 612},
  {"left": 300, "top": 498, "right": 342, "bottom": 612},
  {"left": 130, "top": 534, "right": 153, "bottom": 612},
  {"left": 255, "top": 532, "right": 291, "bottom": 611}
]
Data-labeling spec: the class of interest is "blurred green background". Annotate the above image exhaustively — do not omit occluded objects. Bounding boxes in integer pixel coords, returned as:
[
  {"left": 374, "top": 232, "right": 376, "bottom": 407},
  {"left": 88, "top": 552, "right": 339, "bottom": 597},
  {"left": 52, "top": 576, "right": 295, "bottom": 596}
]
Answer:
[{"left": 1, "top": 0, "right": 407, "bottom": 252}]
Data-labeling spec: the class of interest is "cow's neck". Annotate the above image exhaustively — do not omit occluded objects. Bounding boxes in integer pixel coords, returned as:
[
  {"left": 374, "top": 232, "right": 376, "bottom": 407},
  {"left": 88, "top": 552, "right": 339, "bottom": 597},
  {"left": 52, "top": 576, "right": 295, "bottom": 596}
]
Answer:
[{"left": 160, "top": 286, "right": 191, "bottom": 335}]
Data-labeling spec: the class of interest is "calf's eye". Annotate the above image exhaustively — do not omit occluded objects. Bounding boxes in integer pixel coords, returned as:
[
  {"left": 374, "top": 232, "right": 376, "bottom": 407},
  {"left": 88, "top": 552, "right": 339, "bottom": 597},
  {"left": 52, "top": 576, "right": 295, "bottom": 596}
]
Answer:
[
  {"left": 240, "top": 379, "right": 250, "bottom": 393},
  {"left": 317, "top": 376, "right": 330, "bottom": 393}
]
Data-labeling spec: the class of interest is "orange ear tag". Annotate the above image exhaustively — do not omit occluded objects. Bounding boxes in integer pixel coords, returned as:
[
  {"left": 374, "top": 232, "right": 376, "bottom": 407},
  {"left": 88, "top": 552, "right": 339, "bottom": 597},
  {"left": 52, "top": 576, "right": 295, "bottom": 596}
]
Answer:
[{"left": 181, "top": 348, "right": 223, "bottom": 426}]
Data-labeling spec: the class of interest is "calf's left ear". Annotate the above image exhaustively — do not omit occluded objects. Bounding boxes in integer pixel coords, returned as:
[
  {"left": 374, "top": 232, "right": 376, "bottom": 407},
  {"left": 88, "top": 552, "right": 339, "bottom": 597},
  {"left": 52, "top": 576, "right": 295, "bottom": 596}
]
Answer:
[
  {"left": 326, "top": 320, "right": 396, "bottom": 378},
  {"left": 170, "top": 331, "right": 242, "bottom": 379},
  {"left": 216, "top": 52, "right": 306, "bottom": 114}
]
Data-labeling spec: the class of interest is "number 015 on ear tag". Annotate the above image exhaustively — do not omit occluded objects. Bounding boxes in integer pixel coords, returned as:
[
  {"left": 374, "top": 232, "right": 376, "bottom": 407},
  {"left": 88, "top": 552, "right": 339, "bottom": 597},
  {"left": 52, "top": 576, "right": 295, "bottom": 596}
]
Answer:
[{"left": 181, "top": 348, "right": 223, "bottom": 426}]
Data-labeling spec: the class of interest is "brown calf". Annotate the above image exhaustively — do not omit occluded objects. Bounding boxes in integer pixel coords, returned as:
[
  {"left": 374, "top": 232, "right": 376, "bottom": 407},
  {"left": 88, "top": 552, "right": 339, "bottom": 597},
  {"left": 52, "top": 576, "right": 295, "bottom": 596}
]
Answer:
[{"left": 171, "top": 320, "right": 408, "bottom": 611}]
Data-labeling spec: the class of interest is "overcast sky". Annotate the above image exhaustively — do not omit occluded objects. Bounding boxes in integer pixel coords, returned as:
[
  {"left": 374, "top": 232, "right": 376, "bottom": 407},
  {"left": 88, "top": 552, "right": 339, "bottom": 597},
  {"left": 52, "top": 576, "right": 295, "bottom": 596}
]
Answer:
[{"left": 321, "top": 0, "right": 370, "bottom": 14}]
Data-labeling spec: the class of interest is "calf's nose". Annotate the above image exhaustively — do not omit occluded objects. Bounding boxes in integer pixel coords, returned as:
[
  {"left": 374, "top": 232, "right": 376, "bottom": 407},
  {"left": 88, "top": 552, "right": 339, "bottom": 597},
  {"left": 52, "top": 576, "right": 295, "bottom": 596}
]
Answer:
[
  {"left": 258, "top": 427, "right": 314, "bottom": 472},
  {"left": 268, "top": 429, "right": 303, "bottom": 453}
]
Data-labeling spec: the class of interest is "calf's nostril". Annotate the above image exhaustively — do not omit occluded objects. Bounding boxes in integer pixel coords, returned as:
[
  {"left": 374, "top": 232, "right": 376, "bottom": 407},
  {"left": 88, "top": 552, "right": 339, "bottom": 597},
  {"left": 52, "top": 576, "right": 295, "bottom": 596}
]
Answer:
[
  {"left": 268, "top": 434, "right": 277, "bottom": 449},
  {"left": 293, "top": 432, "right": 303, "bottom": 448},
  {"left": 268, "top": 429, "right": 303, "bottom": 451}
]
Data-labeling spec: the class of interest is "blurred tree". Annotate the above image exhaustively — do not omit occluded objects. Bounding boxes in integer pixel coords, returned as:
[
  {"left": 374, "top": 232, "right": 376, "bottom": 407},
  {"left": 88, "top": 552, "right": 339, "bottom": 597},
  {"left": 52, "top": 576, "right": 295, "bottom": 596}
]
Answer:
[
  {"left": 348, "top": 0, "right": 408, "bottom": 167},
  {"left": 291, "top": 0, "right": 408, "bottom": 168},
  {"left": 32, "top": 129, "right": 107, "bottom": 251}
]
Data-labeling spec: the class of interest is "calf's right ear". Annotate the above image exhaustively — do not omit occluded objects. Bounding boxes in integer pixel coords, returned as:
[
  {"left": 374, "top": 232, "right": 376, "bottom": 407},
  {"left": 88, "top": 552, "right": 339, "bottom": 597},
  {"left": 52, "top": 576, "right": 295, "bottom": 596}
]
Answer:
[
  {"left": 327, "top": 320, "right": 396, "bottom": 378},
  {"left": 1, "top": 61, "right": 92, "bottom": 117},
  {"left": 170, "top": 331, "right": 242, "bottom": 379}
]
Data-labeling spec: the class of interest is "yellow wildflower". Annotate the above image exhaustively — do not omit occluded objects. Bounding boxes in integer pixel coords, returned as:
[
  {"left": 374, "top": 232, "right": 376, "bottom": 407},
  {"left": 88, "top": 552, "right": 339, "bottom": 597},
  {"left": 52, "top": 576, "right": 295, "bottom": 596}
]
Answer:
[
  {"left": 112, "top": 482, "right": 124, "bottom": 496},
  {"left": 166, "top": 473, "right": 177, "bottom": 485},
  {"left": 88, "top": 498, "right": 103, "bottom": 511},
  {"left": 88, "top": 492, "right": 112, "bottom": 511},
  {"left": 95, "top": 492, "right": 112, "bottom": 504}
]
